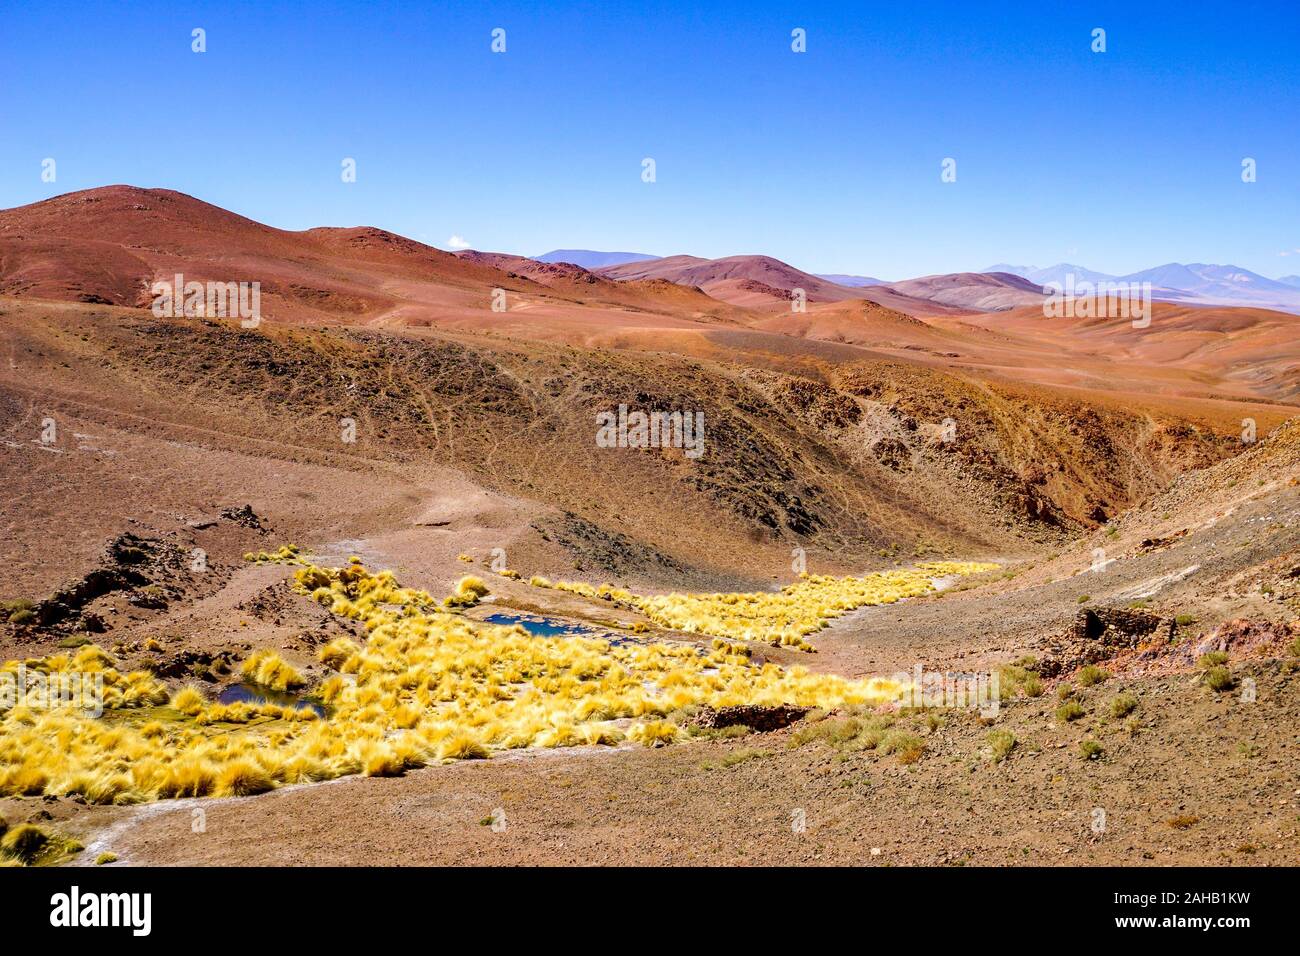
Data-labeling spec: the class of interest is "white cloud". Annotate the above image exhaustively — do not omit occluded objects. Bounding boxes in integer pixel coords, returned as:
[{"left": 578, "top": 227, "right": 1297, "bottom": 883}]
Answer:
[{"left": 447, "top": 234, "right": 471, "bottom": 250}]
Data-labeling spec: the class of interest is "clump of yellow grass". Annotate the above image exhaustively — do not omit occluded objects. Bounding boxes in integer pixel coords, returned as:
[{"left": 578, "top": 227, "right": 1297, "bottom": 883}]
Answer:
[
  {"left": 240, "top": 649, "right": 305, "bottom": 691},
  {"left": 527, "top": 561, "right": 998, "bottom": 650},
  {"left": 243, "top": 544, "right": 306, "bottom": 565},
  {"left": 0, "top": 560, "right": 956, "bottom": 804}
]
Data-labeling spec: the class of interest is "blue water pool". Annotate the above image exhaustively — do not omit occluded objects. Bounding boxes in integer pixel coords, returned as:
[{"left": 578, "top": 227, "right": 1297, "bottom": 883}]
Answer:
[
  {"left": 217, "top": 682, "right": 328, "bottom": 717},
  {"left": 482, "top": 611, "right": 596, "bottom": 637},
  {"left": 481, "top": 611, "right": 653, "bottom": 647}
]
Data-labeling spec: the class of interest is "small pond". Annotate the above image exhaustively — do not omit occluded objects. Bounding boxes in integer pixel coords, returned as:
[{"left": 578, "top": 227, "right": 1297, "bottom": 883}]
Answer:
[
  {"left": 481, "top": 611, "right": 645, "bottom": 647},
  {"left": 217, "top": 683, "right": 328, "bottom": 717}
]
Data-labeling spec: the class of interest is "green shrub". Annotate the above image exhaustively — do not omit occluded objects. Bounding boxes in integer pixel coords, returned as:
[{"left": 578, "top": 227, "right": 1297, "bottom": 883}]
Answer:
[
  {"left": 879, "top": 730, "right": 925, "bottom": 764},
  {"left": 1109, "top": 692, "right": 1138, "bottom": 718},
  {"left": 1077, "top": 665, "right": 1108, "bottom": 687},
  {"left": 997, "top": 663, "right": 1044, "bottom": 699},
  {"left": 1079, "top": 739, "right": 1104, "bottom": 760},
  {"left": 1056, "top": 700, "right": 1086, "bottom": 723},
  {"left": 1198, "top": 650, "right": 1229, "bottom": 669},
  {"left": 987, "top": 729, "right": 1017, "bottom": 763},
  {"left": 791, "top": 717, "right": 860, "bottom": 748},
  {"left": 1204, "top": 666, "right": 1234, "bottom": 692}
]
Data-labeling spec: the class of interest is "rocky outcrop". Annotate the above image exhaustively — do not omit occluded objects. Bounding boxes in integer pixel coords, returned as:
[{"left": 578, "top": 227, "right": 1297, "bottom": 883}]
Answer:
[
  {"left": 220, "top": 503, "right": 264, "bottom": 530},
  {"left": 1037, "top": 606, "right": 1174, "bottom": 676},
  {"left": 1069, "top": 607, "right": 1173, "bottom": 645},
  {"left": 691, "top": 704, "right": 810, "bottom": 732},
  {"left": 31, "top": 533, "right": 156, "bottom": 627},
  {"left": 27, "top": 531, "right": 193, "bottom": 632}
]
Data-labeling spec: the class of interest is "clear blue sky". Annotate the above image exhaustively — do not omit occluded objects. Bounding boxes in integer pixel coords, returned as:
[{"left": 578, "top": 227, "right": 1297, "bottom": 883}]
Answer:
[{"left": 2, "top": 1, "right": 1298, "bottom": 280}]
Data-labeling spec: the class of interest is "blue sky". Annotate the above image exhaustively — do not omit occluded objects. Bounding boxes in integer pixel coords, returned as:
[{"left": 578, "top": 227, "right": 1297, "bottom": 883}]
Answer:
[{"left": 2, "top": 1, "right": 1298, "bottom": 280}]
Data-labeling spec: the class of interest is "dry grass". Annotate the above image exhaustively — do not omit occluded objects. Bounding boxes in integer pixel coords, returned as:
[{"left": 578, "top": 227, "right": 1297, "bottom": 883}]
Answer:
[
  {"left": 530, "top": 562, "right": 999, "bottom": 651},
  {"left": 443, "top": 575, "right": 490, "bottom": 609},
  {"left": 1108, "top": 692, "right": 1139, "bottom": 718},
  {"left": 1203, "top": 666, "right": 1235, "bottom": 692},
  {"left": 1078, "top": 739, "right": 1104, "bottom": 760},
  {"left": 881, "top": 730, "right": 926, "bottom": 764},
  {"left": 997, "top": 661, "right": 1044, "bottom": 699},
  {"left": 215, "top": 760, "right": 275, "bottom": 797},
  {"left": 0, "top": 823, "right": 47, "bottom": 864},
  {"left": 1055, "top": 700, "right": 1086, "bottom": 723},
  {"left": 1076, "top": 665, "right": 1109, "bottom": 688},
  {"left": 1198, "top": 651, "right": 1230, "bottom": 669},
  {"left": 0, "top": 561, "right": 923, "bottom": 806},
  {"left": 987, "top": 729, "right": 1017, "bottom": 762},
  {"left": 788, "top": 714, "right": 924, "bottom": 763},
  {"left": 240, "top": 649, "right": 305, "bottom": 691}
]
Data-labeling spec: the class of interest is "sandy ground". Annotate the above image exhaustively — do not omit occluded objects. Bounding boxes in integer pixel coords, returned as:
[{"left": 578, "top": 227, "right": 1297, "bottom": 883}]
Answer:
[{"left": 2, "top": 469, "right": 1292, "bottom": 867}]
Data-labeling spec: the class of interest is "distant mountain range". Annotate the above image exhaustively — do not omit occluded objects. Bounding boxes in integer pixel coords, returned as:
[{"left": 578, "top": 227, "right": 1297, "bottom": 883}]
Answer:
[
  {"left": 440, "top": 246, "right": 1300, "bottom": 315},
  {"left": 875, "top": 271, "right": 1048, "bottom": 311},
  {"left": 598, "top": 254, "right": 870, "bottom": 307},
  {"left": 813, "top": 273, "right": 886, "bottom": 287},
  {"left": 5, "top": 185, "right": 1294, "bottom": 361},
  {"left": 535, "top": 249, "right": 660, "bottom": 269},
  {"left": 593, "top": 255, "right": 1041, "bottom": 314},
  {"left": 985, "top": 263, "right": 1116, "bottom": 287},
  {"left": 982, "top": 262, "right": 1300, "bottom": 312}
]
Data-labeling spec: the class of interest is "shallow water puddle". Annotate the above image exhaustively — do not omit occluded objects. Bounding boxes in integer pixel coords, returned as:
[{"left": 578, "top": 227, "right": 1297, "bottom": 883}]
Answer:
[
  {"left": 217, "top": 683, "right": 328, "bottom": 717},
  {"left": 482, "top": 611, "right": 649, "bottom": 648},
  {"left": 483, "top": 611, "right": 596, "bottom": 637}
]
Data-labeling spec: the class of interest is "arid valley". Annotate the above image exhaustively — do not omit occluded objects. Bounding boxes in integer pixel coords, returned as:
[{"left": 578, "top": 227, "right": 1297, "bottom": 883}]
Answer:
[{"left": 0, "top": 185, "right": 1297, "bottom": 870}]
